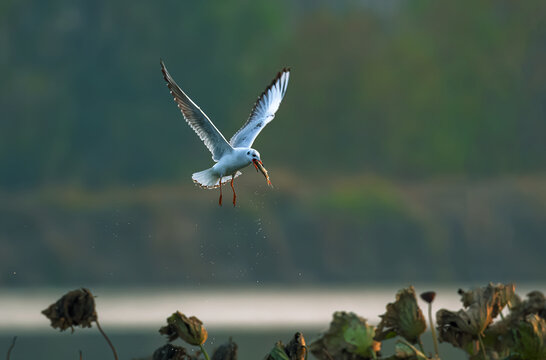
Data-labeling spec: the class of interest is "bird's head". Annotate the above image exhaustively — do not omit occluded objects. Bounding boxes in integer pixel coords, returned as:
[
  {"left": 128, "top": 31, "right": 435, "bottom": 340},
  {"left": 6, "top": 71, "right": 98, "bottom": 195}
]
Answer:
[
  {"left": 246, "top": 149, "right": 262, "bottom": 165},
  {"left": 247, "top": 148, "right": 272, "bottom": 187}
]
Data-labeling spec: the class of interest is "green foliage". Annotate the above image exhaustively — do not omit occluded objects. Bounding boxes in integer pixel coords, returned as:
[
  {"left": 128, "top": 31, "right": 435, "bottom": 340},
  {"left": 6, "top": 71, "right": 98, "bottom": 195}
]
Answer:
[
  {"left": 309, "top": 311, "right": 380, "bottom": 359},
  {"left": 511, "top": 315, "right": 546, "bottom": 360},
  {"left": 266, "top": 342, "right": 291, "bottom": 360},
  {"left": 343, "top": 320, "right": 377, "bottom": 358}
]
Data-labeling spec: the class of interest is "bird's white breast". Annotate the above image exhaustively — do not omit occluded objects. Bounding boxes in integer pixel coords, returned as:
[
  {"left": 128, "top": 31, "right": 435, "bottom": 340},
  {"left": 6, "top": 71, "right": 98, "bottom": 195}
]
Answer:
[{"left": 212, "top": 148, "right": 252, "bottom": 176}]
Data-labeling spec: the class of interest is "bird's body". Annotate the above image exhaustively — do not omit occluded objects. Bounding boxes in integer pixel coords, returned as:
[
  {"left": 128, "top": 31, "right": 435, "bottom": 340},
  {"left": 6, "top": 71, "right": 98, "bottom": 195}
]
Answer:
[
  {"left": 160, "top": 60, "right": 290, "bottom": 206},
  {"left": 192, "top": 148, "right": 251, "bottom": 189},
  {"left": 212, "top": 148, "right": 254, "bottom": 179}
]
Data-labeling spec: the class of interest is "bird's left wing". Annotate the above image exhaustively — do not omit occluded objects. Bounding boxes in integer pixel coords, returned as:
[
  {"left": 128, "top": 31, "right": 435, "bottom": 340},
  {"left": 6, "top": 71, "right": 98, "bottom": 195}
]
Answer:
[
  {"left": 161, "top": 60, "right": 233, "bottom": 161},
  {"left": 230, "top": 68, "right": 290, "bottom": 148}
]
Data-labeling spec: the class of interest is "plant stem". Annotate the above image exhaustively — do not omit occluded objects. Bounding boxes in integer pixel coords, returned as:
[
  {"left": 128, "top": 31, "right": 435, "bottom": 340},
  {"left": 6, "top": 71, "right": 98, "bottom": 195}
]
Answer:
[
  {"left": 6, "top": 336, "right": 16, "bottom": 360},
  {"left": 199, "top": 344, "right": 211, "bottom": 360},
  {"left": 95, "top": 319, "right": 119, "bottom": 360},
  {"left": 428, "top": 303, "right": 440, "bottom": 359},
  {"left": 417, "top": 338, "right": 426, "bottom": 354},
  {"left": 478, "top": 334, "right": 487, "bottom": 360}
]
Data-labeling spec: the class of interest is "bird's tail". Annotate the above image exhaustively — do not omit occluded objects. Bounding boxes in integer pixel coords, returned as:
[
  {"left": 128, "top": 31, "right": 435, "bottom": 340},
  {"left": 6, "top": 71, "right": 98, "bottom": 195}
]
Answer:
[{"left": 192, "top": 168, "right": 242, "bottom": 189}]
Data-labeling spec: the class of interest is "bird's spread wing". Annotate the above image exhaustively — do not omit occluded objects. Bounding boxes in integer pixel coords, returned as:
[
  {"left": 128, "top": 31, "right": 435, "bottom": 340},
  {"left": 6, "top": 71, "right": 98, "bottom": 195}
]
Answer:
[
  {"left": 161, "top": 60, "right": 232, "bottom": 161},
  {"left": 230, "top": 68, "right": 290, "bottom": 148}
]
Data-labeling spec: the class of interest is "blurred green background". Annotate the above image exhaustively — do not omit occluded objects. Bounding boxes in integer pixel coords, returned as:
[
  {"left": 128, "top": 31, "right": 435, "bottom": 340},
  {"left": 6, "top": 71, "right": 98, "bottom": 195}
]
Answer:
[{"left": 1, "top": 0, "right": 545, "bottom": 287}]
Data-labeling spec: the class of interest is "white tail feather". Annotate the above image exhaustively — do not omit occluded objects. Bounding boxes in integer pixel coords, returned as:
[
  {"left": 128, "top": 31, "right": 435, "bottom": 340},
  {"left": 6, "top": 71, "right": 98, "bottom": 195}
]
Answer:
[{"left": 192, "top": 168, "right": 242, "bottom": 189}]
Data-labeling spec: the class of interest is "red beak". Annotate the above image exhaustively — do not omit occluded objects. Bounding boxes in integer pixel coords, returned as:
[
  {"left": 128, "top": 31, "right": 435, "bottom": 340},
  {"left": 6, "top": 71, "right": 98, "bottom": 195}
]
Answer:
[
  {"left": 252, "top": 159, "right": 272, "bottom": 187},
  {"left": 252, "top": 159, "right": 262, "bottom": 172}
]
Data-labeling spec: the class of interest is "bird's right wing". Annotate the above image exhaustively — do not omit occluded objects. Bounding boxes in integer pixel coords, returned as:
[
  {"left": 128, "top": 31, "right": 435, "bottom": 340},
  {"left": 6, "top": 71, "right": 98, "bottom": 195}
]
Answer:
[
  {"left": 229, "top": 68, "right": 290, "bottom": 148},
  {"left": 161, "top": 60, "right": 232, "bottom": 161}
]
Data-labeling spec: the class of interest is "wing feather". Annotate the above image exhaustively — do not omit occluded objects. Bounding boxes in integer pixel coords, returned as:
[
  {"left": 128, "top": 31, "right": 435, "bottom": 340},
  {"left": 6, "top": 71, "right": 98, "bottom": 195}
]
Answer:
[
  {"left": 230, "top": 68, "right": 290, "bottom": 148},
  {"left": 160, "top": 60, "right": 232, "bottom": 161}
]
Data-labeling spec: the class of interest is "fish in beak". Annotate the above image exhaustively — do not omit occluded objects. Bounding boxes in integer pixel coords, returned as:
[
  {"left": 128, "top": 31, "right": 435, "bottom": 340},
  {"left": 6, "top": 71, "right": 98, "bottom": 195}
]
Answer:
[{"left": 252, "top": 159, "right": 272, "bottom": 187}]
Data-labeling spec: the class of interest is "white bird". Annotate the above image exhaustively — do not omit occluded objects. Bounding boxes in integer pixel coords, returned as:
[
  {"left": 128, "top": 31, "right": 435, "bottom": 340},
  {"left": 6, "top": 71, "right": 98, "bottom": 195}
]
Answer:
[{"left": 160, "top": 60, "right": 290, "bottom": 206}]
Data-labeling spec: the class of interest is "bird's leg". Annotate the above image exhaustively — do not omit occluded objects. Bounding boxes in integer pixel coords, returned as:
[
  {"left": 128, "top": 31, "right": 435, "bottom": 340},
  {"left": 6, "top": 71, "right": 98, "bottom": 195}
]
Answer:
[
  {"left": 218, "top": 179, "right": 223, "bottom": 206},
  {"left": 231, "top": 175, "right": 236, "bottom": 207}
]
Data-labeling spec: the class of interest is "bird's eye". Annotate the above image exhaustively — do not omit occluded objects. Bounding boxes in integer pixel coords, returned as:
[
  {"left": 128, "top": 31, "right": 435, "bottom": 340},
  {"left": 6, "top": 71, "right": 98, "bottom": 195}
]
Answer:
[{"left": 247, "top": 151, "right": 250, "bottom": 155}]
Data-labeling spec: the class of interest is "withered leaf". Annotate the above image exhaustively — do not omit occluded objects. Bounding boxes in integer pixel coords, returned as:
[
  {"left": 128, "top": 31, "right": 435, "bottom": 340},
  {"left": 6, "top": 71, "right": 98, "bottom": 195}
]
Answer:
[
  {"left": 285, "top": 332, "right": 307, "bottom": 360},
  {"left": 153, "top": 344, "right": 193, "bottom": 360},
  {"left": 212, "top": 338, "right": 238, "bottom": 360},
  {"left": 437, "top": 283, "right": 516, "bottom": 352},
  {"left": 393, "top": 340, "right": 429, "bottom": 359},
  {"left": 160, "top": 311, "right": 208, "bottom": 346},
  {"left": 375, "top": 286, "right": 427, "bottom": 344},
  {"left": 41, "top": 288, "right": 97, "bottom": 332}
]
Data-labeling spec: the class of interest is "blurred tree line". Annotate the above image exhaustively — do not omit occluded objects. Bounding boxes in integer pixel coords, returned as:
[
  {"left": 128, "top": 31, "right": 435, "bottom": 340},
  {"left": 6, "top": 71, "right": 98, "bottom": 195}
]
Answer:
[
  {"left": 1, "top": 0, "right": 544, "bottom": 189},
  {"left": 1, "top": 0, "right": 545, "bottom": 285}
]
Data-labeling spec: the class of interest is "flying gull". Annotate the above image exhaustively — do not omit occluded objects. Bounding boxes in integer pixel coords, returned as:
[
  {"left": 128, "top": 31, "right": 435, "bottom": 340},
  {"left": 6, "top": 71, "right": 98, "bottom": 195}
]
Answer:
[{"left": 160, "top": 60, "right": 290, "bottom": 206}]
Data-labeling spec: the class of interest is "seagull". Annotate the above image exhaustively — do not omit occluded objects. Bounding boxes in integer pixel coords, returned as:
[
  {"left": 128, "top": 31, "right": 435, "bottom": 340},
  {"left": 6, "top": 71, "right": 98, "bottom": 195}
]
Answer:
[{"left": 160, "top": 60, "right": 290, "bottom": 206}]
